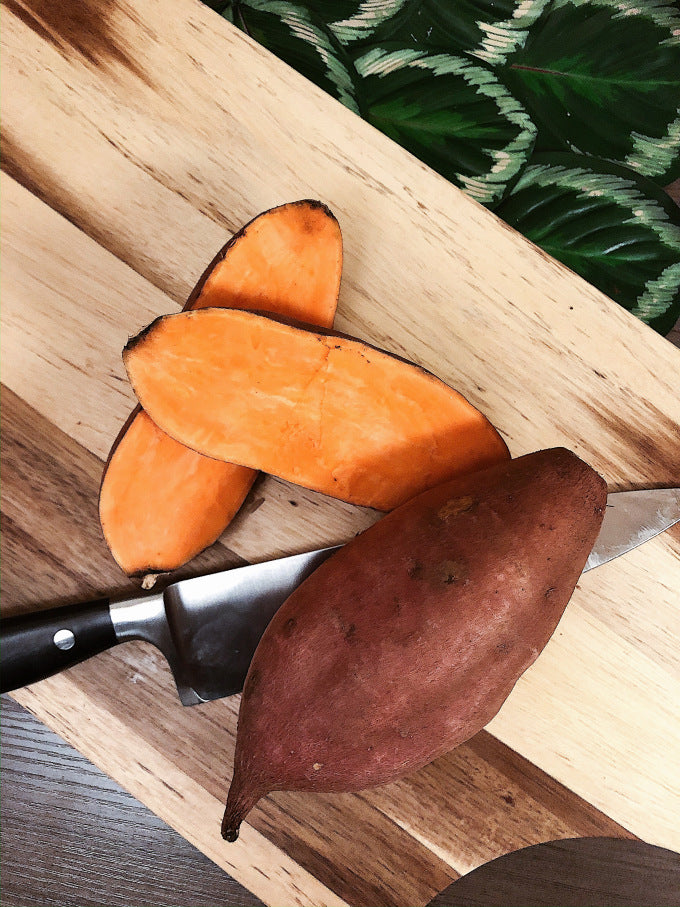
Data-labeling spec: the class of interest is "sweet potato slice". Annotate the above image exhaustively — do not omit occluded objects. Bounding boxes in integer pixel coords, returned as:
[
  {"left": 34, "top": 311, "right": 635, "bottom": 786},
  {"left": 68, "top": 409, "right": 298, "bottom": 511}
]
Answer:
[
  {"left": 100, "top": 201, "right": 342, "bottom": 576},
  {"left": 123, "top": 308, "right": 510, "bottom": 511},
  {"left": 221, "top": 448, "right": 607, "bottom": 840}
]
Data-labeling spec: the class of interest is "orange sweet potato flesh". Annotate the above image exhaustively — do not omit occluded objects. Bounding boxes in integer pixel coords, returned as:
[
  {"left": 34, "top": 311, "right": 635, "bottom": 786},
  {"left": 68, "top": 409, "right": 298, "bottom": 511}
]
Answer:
[
  {"left": 123, "top": 309, "right": 510, "bottom": 511},
  {"left": 221, "top": 448, "right": 607, "bottom": 841},
  {"left": 100, "top": 201, "right": 342, "bottom": 576}
]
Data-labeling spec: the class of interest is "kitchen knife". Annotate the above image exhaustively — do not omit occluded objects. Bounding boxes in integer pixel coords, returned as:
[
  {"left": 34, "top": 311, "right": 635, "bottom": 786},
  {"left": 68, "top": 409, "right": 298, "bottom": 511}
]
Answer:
[{"left": 2, "top": 488, "right": 678, "bottom": 704}]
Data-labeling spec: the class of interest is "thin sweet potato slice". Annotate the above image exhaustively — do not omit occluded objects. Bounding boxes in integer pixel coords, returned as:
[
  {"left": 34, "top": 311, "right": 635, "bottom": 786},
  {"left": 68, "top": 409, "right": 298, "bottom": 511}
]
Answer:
[
  {"left": 123, "top": 309, "right": 510, "bottom": 511},
  {"left": 100, "top": 201, "right": 342, "bottom": 576}
]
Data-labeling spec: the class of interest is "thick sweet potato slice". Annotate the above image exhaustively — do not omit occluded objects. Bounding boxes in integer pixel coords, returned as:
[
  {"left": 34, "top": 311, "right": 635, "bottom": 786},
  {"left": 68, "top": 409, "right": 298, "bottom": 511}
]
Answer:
[
  {"left": 221, "top": 448, "right": 607, "bottom": 840},
  {"left": 100, "top": 201, "right": 342, "bottom": 576},
  {"left": 123, "top": 308, "right": 510, "bottom": 511}
]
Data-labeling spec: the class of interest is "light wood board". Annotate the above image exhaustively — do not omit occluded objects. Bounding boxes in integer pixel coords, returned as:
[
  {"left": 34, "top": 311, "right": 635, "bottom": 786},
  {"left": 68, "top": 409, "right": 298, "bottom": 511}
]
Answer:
[{"left": 1, "top": 0, "right": 679, "bottom": 904}]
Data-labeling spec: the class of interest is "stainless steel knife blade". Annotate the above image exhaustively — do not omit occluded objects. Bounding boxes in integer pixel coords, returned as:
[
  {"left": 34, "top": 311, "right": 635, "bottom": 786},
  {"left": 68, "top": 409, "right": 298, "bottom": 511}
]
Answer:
[
  {"left": 131, "top": 486, "right": 678, "bottom": 704},
  {"left": 583, "top": 487, "right": 680, "bottom": 572},
  {"left": 2, "top": 488, "right": 677, "bottom": 704},
  {"left": 126, "top": 545, "right": 340, "bottom": 705}
]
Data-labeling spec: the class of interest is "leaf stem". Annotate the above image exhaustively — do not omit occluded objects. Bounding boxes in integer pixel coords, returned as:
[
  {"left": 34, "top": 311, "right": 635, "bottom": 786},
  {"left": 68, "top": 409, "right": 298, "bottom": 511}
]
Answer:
[{"left": 509, "top": 63, "right": 675, "bottom": 87}]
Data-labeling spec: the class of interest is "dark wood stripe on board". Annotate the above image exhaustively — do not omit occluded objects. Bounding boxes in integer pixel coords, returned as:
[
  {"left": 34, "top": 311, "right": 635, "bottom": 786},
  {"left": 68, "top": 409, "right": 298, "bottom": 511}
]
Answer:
[{"left": 2, "top": 388, "right": 639, "bottom": 907}]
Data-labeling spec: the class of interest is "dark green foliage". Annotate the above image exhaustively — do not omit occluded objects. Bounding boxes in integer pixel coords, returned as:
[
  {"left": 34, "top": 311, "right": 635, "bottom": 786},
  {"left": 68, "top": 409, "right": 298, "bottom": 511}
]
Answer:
[
  {"left": 496, "top": 154, "right": 680, "bottom": 335},
  {"left": 503, "top": 2, "right": 680, "bottom": 183},
  {"left": 355, "top": 48, "right": 536, "bottom": 205},
  {"left": 212, "top": 0, "right": 680, "bottom": 333}
]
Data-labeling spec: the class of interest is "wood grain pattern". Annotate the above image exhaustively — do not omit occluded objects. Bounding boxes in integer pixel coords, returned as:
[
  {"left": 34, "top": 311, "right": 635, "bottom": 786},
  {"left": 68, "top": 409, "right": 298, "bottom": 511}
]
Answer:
[
  {"left": 1, "top": 0, "right": 679, "bottom": 903},
  {"left": 2, "top": 699, "right": 673, "bottom": 907},
  {"left": 1, "top": 388, "right": 635, "bottom": 907},
  {"left": 429, "top": 838, "right": 680, "bottom": 907},
  {"left": 0, "top": 695, "right": 265, "bottom": 907}
]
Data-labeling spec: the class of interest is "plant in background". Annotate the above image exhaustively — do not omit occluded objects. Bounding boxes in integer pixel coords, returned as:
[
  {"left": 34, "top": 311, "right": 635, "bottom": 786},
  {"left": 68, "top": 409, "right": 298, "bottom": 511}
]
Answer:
[{"left": 205, "top": 0, "right": 680, "bottom": 335}]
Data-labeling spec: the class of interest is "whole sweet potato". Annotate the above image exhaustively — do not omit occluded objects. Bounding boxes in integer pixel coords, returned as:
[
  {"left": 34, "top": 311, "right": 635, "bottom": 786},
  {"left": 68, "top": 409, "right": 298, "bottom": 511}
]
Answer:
[{"left": 221, "top": 448, "right": 606, "bottom": 841}]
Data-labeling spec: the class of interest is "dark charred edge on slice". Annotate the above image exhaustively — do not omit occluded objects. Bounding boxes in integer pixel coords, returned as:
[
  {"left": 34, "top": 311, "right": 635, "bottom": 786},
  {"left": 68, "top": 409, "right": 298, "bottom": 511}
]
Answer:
[
  {"left": 287, "top": 198, "right": 338, "bottom": 220},
  {"left": 120, "top": 320, "right": 150, "bottom": 356},
  {"left": 183, "top": 200, "right": 339, "bottom": 311},
  {"left": 99, "top": 404, "right": 143, "bottom": 479},
  {"left": 96, "top": 403, "right": 165, "bottom": 581},
  {"left": 98, "top": 405, "right": 149, "bottom": 578},
  {"left": 122, "top": 312, "right": 169, "bottom": 356}
]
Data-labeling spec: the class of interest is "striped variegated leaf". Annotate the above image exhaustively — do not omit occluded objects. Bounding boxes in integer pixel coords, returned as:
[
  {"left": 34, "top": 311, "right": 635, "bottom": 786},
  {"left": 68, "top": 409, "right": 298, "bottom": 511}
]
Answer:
[
  {"left": 503, "top": 0, "right": 680, "bottom": 183},
  {"left": 334, "top": 0, "right": 548, "bottom": 65},
  {"left": 495, "top": 153, "right": 680, "bottom": 334},
  {"left": 233, "top": 0, "right": 362, "bottom": 114},
  {"left": 355, "top": 47, "right": 536, "bottom": 206},
  {"left": 303, "top": 0, "right": 411, "bottom": 46}
]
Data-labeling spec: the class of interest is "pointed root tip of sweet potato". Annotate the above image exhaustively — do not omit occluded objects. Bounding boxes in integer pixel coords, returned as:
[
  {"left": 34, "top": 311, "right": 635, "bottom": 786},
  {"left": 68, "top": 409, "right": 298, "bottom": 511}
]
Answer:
[
  {"left": 221, "top": 820, "right": 240, "bottom": 843},
  {"left": 221, "top": 789, "right": 241, "bottom": 842},
  {"left": 221, "top": 779, "right": 268, "bottom": 842}
]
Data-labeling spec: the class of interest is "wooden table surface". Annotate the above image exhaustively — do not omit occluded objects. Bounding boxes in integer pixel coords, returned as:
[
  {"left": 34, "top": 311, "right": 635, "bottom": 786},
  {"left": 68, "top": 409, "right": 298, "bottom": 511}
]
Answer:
[
  {"left": 1, "top": 0, "right": 679, "bottom": 905},
  {"left": 3, "top": 695, "right": 680, "bottom": 907}
]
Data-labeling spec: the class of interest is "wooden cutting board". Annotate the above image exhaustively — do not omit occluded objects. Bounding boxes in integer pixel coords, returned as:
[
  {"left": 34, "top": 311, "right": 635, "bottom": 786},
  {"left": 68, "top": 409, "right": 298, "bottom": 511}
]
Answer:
[{"left": 1, "top": 1, "right": 679, "bottom": 904}]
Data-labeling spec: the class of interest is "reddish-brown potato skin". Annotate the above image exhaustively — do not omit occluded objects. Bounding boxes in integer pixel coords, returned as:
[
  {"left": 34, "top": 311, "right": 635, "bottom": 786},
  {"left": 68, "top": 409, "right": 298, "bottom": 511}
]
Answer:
[{"left": 222, "top": 448, "right": 607, "bottom": 840}]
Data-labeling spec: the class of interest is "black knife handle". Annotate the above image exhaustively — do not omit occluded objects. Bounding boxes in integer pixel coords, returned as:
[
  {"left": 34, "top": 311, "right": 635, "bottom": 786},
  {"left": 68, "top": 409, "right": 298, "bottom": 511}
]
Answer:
[{"left": 0, "top": 599, "right": 118, "bottom": 694}]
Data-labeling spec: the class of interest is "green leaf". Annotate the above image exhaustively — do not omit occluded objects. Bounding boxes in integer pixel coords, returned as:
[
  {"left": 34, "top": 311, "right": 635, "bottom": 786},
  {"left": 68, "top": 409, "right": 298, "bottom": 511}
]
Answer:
[
  {"left": 355, "top": 47, "right": 536, "bottom": 205},
  {"left": 495, "top": 153, "right": 680, "bottom": 334},
  {"left": 340, "top": 0, "right": 548, "bottom": 64},
  {"left": 299, "top": 0, "right": 549, "bottom": 64},
  {"left": 302, "top": 0, "right": 411, "bottom": 46},
  {"left": 206, "top": 0, "right": 233, "bottom": 14},
  {"left": 234, "top": 0, "right": 362, "bottom": 114},
  {"left": 502, "top": 0, "right": 680, "bottom": 183}
]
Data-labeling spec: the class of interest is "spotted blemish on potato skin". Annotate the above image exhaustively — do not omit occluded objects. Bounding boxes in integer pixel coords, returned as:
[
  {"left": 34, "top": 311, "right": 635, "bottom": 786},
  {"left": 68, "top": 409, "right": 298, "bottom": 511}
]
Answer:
[
  {"left": 408, "top": 560, "right": 424, "bottom": 580},
  {"left": 440, "top": 559, "right": 468, "bottom": 584},
  {"left": 282, "top": 617, "right": 297, "bottom": 637},
  {"left": 243, "top": 668, "right": 260, "bottom": 699},
  {"left": 408, "top": 557, "right": 469, "bottom": 586},
  {"left": 332, "top": 609, "right": 358, "bottom": 644},
  {"left": 344, "top": 623, "right": 358, "bottom": 643},
  {"left": 437, "top": 496, "right": 478, "bottom": 521}
]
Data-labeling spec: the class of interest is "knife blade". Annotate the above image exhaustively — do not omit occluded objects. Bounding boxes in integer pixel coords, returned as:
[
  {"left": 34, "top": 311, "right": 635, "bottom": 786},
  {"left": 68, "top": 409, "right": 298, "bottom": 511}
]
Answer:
[
  {"left": 2, "top": 488, "right": 678, "bottom": 704},
  {"left": 583, "top": 487, "right": 680, "bottom": 571}
]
